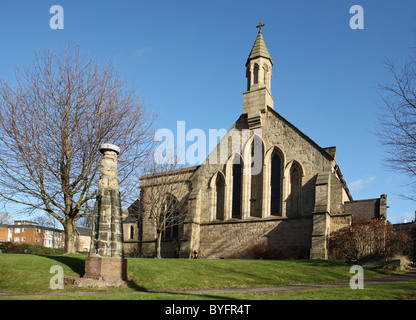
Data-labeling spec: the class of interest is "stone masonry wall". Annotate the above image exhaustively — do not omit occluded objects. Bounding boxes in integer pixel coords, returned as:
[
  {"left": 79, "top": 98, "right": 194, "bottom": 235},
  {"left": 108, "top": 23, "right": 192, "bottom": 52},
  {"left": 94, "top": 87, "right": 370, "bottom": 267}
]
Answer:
[
  {"left": 199, "top": 216, "right": 313, "bottom": 259},
  {"left": 140, "top": 167, "right": 196, "bottom": 258},
  {"left": 344, "top": 198, "right": 379, "bottom": 220},
  {"left": 329, "top": 214, "right": 352, "bottom": 234}
]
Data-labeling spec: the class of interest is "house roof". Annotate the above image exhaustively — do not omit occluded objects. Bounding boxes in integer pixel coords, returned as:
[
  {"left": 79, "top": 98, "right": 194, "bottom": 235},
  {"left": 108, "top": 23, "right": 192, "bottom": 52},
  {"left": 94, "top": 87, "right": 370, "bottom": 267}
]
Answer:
[
  {"left": 75, "top": 226, "right": 92, "bottom": 237},
  {"left": 2, "top": 223, "right": 64, "bottom": 232},
  {"left": 123, "top": 216, "right": 138, "bottom": 223}
]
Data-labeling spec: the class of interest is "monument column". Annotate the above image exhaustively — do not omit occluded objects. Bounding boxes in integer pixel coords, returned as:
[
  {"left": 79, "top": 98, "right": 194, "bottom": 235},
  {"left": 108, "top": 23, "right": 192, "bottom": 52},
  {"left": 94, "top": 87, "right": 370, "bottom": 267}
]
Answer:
[{"left": 84, "top": 143, "right": 127, "bottom": 285}]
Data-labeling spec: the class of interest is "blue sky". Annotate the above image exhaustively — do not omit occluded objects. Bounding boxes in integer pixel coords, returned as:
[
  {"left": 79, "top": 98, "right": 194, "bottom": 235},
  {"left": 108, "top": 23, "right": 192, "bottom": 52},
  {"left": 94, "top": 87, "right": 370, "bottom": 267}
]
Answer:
[{"left": 0, "top": 0, "right": 415, "bottom": 224}]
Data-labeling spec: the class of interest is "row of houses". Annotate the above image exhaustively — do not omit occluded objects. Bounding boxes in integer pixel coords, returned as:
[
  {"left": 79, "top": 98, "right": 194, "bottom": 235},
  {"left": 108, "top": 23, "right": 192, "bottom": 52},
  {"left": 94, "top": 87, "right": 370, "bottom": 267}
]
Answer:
[
  {"left": 0, "top": 219, "right": 135, "bottom": 253},
  {"left": 0, "top": 220, "right": 65, "bottom": 249},
  {"left": 0, "top": 220, "right": 91, "bottom": 251}
]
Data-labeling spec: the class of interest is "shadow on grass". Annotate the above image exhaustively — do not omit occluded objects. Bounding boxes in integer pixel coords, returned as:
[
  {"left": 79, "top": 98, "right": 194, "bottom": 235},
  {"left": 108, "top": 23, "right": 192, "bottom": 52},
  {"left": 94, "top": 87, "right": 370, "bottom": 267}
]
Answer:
[
  {"left": 40, "top": 255, "right": 238, "bottom": 299},
  {"left": 125, "top": 279, "right": 148, "bottom": 292},
  {"left": 41, "top": 255, "right": 150, "bottom": 293},
  {"left": 37, "top": 255, "right": 362, "bottom": 300},
  {"left": 41, "top": 254, "right": 86, "bottom": 276}
]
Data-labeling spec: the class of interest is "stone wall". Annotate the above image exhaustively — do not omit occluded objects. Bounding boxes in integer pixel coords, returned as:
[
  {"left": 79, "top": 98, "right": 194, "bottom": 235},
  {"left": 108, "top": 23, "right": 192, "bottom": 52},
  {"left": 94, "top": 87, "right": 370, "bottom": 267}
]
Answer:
[
  {"left": 329, "top": 214, "right": 352, "bottom": 234},
  {"left": 122, "top": 221, "right": 139, "bottom": 257},
  {"left": 199, "top": 216, "right": 312, "bottom": 259},
  {"left": 75, "top": 235, "right": 90, "bottom": 252},
  {"left": 139, "top": 167, "right": 196, "bottom": 258},
  {"left": 344, "top": 195, "right": 387, "bottom": 220},
  {"left": 139, "top": 239, "right": 178, "bottom": 258}
]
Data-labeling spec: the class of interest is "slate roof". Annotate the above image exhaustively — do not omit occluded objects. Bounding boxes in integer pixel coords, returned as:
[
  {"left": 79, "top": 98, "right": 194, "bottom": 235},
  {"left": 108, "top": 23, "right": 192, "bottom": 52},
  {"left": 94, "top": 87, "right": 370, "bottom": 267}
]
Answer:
[
  {"left": 246, "top": 29, "right": 273, "bottom": 66},
  {"left": 75, "top": 226, "right": 92, "bottom": 237}
]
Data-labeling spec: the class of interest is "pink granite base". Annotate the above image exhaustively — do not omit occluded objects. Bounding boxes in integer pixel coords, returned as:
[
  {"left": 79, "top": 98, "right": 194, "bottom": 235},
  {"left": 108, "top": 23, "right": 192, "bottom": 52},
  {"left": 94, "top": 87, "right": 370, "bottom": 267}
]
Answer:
[{"left": 84, "top": 256, "right": 127, "bottom": 284}]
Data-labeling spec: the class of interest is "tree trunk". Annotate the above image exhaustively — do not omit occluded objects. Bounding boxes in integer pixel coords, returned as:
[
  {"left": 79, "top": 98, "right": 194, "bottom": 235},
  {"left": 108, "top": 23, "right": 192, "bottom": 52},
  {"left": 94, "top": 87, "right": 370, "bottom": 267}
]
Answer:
[
  {"left": 64, "top": 218, "right": 76, "bottom": 254},
  {"left": 155, "top": 231, "right": 162, "bottom": 258}
]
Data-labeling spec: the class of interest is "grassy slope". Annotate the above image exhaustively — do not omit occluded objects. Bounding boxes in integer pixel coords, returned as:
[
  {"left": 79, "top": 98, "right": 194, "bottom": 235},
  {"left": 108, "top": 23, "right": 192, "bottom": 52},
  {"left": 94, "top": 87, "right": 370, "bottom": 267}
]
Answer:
[
  {"left": 128, "top": 258, "right": 394, "bottom": 290},
  {"left": 0, "top": 253, "right": 400, "bottom": 295}
]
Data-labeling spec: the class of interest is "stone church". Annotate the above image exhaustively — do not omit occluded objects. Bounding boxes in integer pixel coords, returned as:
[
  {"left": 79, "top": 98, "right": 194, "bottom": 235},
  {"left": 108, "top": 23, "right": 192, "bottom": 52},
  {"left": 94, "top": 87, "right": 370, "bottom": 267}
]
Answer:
[{"left": 124, "top": 23, "right": 387, "bottom": 259}]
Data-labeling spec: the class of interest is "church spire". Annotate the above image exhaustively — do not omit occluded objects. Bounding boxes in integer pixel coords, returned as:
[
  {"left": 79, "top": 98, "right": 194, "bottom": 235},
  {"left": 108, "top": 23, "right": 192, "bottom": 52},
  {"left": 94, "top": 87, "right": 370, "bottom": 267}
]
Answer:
[
  {"left": 246, "top": 21, "right": 273, "bottom": 67},
  {"left": 243, "top": 22, "right": 274, "bottom": 128}
]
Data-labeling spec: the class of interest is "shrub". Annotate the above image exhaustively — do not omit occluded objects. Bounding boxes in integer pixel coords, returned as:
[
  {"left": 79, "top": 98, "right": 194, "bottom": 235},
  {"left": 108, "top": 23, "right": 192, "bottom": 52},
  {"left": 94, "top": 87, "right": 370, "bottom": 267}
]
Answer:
[
  {"left": 247, "top": 242, "right": 299, "bottom": 260},
  {"left": 248, "top": 242, "right": 272, "bottom": 259},
  {"left": 0, "top": 242, "right": 65, "bottom": 255},
  {"left": 328, "top": 216, "right": 411, "bottom": 261}
]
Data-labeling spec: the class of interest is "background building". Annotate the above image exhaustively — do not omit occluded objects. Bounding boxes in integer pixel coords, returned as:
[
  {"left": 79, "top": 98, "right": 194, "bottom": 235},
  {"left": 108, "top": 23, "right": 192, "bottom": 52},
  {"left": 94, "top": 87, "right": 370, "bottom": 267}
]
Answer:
[{"left": 0, "top": 220, "right": 64, "bottom": 248}]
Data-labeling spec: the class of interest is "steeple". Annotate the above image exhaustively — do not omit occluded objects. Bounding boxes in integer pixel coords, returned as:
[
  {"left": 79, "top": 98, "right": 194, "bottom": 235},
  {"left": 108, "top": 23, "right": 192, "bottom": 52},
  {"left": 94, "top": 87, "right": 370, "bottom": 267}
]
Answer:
[
  {"left": 243, "top": 21, "right": 274, "bottom": 128},
  {"left": 246, "top": 21, "right": 273, "bottom": 67}
]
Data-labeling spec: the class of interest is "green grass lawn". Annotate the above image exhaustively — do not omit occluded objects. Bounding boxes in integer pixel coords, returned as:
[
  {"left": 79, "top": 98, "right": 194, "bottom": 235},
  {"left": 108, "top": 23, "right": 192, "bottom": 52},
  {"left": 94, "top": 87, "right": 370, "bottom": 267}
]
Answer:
[
  {"left": 0, "top": 253, "right": 414, "bottom": 300},
  {"left": 8, "top": 281, "right": 414, "bottom": 300},
  {"left": 126, "top": 257, "right": 393, "bottom": 290}
]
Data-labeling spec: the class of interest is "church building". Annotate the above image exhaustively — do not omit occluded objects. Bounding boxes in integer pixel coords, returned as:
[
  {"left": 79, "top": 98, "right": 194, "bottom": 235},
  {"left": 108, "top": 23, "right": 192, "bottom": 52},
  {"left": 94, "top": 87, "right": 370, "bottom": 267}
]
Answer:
[{"left": 124, "top": 22, "right": 387, "bottom": 259}]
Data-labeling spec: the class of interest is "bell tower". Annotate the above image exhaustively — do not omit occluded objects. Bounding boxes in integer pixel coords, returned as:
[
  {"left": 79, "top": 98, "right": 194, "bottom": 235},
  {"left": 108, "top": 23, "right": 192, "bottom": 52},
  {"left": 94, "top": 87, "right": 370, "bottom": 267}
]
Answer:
[{"left": 243, "top": 21, "right": 274, "bottom": 128}]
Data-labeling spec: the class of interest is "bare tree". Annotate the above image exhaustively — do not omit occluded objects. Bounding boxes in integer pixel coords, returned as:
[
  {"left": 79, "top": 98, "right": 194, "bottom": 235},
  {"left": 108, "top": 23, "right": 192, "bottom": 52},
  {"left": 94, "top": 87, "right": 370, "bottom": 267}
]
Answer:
[
  {"left": 0, "top": 44, "right": 156, "bottom": 253},
  {"left": 0, "top": 211, "right": 13, "bottom": 224},
  {"left": 33, "top": 214, "right": 59, "bottom": 229},
  {"left": 378, "top": 53, "right": 416, "bottom": 200},
  {"left": 140, "top": 160, "right": 190, "bottom": 258}
]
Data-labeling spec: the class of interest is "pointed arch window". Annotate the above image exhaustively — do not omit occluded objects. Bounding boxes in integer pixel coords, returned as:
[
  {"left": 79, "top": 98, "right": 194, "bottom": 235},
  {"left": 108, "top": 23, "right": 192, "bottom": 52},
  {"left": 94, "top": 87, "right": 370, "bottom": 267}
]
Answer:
[
  {"left": 253, "top": 63, "right": 259, "bottom": 85},
  {"left": 288, "top": 164, "right": 302, "bottom": 217},
  {"left": 130, "top": 225, "right": 134, "bottom": 240},
  {"left": 215, "top": 174, "right": 225, "bottom": 220},
  {"left": 250, "top": 136, "right": 263, "bottom": 217},
  {"left": 270, "top": 152, "right": 282, "bottom": 216},
  {"left": 162, "top": 195, "right": 181, "bottom": 239},
  {"left": 232, "top": 157, "right": 243, "bottom": 219},
  {"left": 246, "top": 67, "right": 251, "bottom": 91}
]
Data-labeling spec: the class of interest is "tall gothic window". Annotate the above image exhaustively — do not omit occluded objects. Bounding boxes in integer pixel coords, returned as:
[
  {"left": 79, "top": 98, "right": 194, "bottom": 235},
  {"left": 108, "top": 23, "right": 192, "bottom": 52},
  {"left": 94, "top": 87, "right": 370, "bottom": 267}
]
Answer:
[
  {"left": 250, "top": 137, "right": 263, "bottom": 217},
  {"left": 163, "top": 195, "right": 180, "bottom": 239},
  {"left": 215, "top": 174, "right": 225, "bottom": 220},
  {"left": 253, "top": 63, "right": 259, "bottom": 85},
  {"left": 288, "top": 165, "right": 301, "bottom": 217},
  {"left": 232, "top": 158, "right": 243, "bottom": 219},
  {"left": 270, "top": 152, "right": 282, "bottom": 216}
]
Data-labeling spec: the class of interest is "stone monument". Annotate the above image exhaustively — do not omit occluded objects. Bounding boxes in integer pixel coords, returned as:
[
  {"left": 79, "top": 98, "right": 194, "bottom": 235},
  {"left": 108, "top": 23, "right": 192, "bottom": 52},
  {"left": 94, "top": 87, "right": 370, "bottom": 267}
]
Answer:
[{"left": 83, "top": 143, "right": 127, "bottom": 285}]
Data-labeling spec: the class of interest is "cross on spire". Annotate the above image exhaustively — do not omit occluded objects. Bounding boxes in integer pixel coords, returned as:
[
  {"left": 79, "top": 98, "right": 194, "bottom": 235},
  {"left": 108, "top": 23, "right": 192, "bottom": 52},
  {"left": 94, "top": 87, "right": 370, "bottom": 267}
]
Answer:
[{"left": 256, "top": 21, "right": 265, "bottom": 33}]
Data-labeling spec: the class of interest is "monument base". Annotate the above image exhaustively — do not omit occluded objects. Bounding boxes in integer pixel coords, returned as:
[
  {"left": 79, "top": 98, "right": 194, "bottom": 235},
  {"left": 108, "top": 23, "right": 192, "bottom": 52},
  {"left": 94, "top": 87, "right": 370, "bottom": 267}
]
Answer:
[
  {"left": 84, "top": 256, "right": 128, "bottom": 284},
  {"left": 64, "top": 276, "right": 126, "bottom": 288}
]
